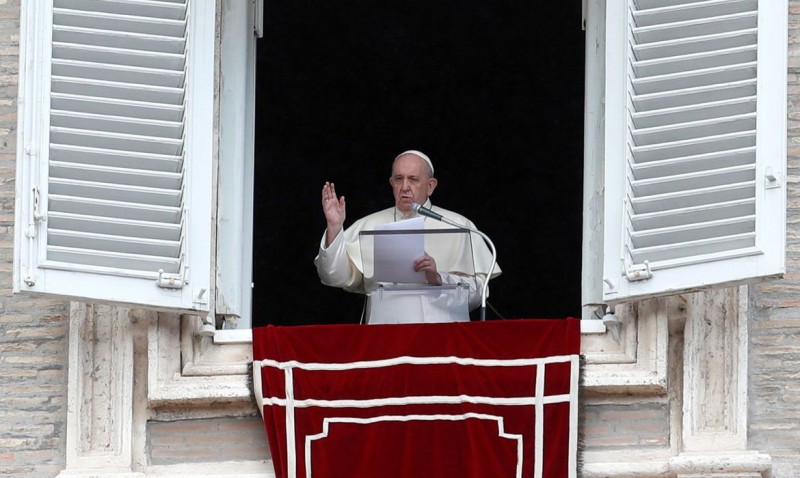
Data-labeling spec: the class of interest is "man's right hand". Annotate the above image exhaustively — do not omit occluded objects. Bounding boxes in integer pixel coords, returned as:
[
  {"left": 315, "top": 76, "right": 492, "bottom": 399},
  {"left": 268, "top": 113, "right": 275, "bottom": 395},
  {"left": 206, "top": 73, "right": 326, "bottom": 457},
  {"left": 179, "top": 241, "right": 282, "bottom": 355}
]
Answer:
[{"left": 322, "top": 181, "right": 346, "bottom": 247}]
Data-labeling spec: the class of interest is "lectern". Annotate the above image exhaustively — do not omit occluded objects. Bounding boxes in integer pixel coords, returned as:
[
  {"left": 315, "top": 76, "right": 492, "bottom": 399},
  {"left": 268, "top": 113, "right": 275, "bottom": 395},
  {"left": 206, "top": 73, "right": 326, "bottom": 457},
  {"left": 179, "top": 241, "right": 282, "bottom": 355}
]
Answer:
[{"left": 358, "top": 228, "right": 476, "bottom": 324}]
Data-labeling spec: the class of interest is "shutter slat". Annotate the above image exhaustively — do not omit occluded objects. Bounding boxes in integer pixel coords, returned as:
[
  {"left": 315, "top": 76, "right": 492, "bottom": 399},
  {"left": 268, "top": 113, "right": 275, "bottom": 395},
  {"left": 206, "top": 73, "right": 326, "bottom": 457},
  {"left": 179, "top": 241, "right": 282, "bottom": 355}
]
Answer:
[
  {"left": 632, "top": 45, "right": 756, "bottom": 78},
  {"left": 636, "top": 0, "right": 734, "bottom": 10},
  {"left": 632, "top": 63, "right": 757, "bottom": 95},
  {"left": 629, "top": 233, "right": 756, "bottom": 264},
  {"left": 48, "top": 195, "right": 181, "bottom": 223},
  {"left": 630, "top": 198, "right": 755, "bottom": 230},
  {"left": 633, "top": 79, "right": 756, "bottom": 112},
  {"left": 51, "top": 93, "right": 184, "bottom": 122},
  {"left": 51, "top": 77, "right": 184, "bottom": 104},
  {"left": 50, "top": 144, "right": 182, "bottom": 173},
  {"left": 50, "top": 128, "right": 183, "bottom": 155},
  {"left": 49, "top": 178, "right": 182, "bottom": 208},
  {"left": 630, "top": 216, "right": 755, "bottom": 249},
  {"left": 49, "top": 229, "right": 180, "bottom": 257},
  {"left": 51, "top": 110, "right": 183, "bottom": 139},
  {"left": 53, "top": 43, "right": 185, "bottom": 70},
  {"left": 633, "top": 11, "right": 757, "bottom": 44},
  {"left": 629, "top": 181, "right": 755, "bottom": 214},
  {"left": 632, "top": 96, "right": 755, "bottom": 129},
  {"left": 49, "top": 211, "right": 181, "bottom": 241},
  {"left": 53, "top": 10, "right": 186, "bottom": 37},
  {"left": 47, "top": 246, "right": 181, "bottom": 273},
  {"left": 633, "top": 29, "right": 757, "bottom": 61},
  {"left": 630, "top": 146, "right": 755, "bottom": 179},
  {"left": 53, "top": 26, "right": 186, "bottom": 54},
  {"left": 630, "top": 131, "right": 755, "bottom": 163},
  {"left": 632, "top": 0, "right": 757, "bottom": 28},
  {"left": 52, "top": 60, "right": 184, "bottom": 89},
  {"left": 631, "top": 113, "right": 755, "bottom": 147},
  {"left": 50, "top": 160, "right": 182, "bottom": 189},
  {"left": 630, "top": 164, "right": 754, "bottom": 197},
  {"left": 54, "top": 0, "right": 187, "bottom": 21}
]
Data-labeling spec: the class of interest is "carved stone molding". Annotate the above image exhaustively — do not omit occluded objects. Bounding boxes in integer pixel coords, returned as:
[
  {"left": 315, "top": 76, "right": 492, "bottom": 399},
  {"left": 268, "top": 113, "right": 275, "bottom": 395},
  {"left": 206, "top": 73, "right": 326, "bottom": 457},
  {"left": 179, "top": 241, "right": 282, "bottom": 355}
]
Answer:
[
  {"left": 582, "top": 298, "right": 674, "bottom": 394},
  {"left": 146, "top": 314, "right": 254, "bottom": 409},
  {"left": 669, "top": 451, "right": 773, "bottom": 478},
  {"left": 59, "top": 303, "right": 142, "bottom": 478}
]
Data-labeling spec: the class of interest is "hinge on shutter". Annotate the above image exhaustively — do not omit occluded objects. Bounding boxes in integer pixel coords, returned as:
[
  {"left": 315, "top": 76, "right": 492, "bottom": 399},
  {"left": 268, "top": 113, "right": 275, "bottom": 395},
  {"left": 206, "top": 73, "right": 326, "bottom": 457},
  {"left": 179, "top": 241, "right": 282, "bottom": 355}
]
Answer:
[
  {"left": 24, "top": 145, "right": 46, "bottom": 286},
  {"left": 625, "top": 261, "right": 653, "bottom": 282},
  {"left": 23, "top": 187, "right": 39, "bottom": 285},
  {"left": 31, "top": 186, "right": 46, "bottom": 223},
  {"left": 157, "top": 268, "right": 187, "bottom": 289}
]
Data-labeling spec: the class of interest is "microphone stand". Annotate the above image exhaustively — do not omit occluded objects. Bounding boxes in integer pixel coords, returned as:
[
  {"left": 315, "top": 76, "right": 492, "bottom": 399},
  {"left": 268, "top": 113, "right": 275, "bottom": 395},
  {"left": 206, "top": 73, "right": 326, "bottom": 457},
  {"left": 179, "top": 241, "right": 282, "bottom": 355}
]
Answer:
[{"left": 412, "top": 204, "right": 498, "bottom": 321}]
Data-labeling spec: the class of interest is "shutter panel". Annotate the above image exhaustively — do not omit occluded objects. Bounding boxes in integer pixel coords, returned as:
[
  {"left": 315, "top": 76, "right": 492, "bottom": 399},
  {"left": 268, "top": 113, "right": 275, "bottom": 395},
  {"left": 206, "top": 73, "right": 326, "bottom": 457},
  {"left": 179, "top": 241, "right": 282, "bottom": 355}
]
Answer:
[
  {"left": 602, "top": 0, "right": 786, "bottom": 303},
  {"left": 14, "top": 0, "right": 215, "bottom": 312}
]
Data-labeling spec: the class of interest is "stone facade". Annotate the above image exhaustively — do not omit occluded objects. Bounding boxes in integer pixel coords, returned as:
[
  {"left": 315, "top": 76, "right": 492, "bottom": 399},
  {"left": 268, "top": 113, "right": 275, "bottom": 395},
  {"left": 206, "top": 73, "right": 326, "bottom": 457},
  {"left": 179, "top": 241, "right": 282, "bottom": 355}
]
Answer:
[
  {"left": 747, "top": 4, "right": 800, "bottom": 473},
  {"left": 1, "top": 1, "right": 800, "bottom": 477},
  {"left": 0, "top": 1, "right": 69, "bottom": 476}
]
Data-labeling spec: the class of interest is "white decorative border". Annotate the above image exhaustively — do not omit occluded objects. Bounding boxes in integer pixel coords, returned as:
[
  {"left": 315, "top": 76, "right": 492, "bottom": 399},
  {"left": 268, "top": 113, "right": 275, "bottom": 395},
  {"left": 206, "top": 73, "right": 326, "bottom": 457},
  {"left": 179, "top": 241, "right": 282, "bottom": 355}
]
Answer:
[
  {"left": 254, "top": 354, "right": 579, "bottom": 478},
  {"left": 306, "top": 414, "right": 523, "bottom": 478}
]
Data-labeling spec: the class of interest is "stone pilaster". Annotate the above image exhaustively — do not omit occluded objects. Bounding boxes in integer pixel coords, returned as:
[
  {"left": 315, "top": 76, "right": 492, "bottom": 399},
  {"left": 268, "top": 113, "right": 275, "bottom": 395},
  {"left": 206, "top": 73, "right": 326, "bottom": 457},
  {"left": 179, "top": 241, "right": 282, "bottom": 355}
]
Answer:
[
  {"left": 58, "top": 303, "right": 143, "bottom": 478},
  {"left": 669, "top": 287, "right": 771, "bottom": 478}
]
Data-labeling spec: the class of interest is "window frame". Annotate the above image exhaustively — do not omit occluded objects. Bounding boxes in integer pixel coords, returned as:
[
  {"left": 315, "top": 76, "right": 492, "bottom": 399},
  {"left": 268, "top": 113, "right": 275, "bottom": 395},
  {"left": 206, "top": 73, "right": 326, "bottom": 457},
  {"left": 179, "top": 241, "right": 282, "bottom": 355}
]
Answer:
[{"left": 215, "top": 0, "right": 257, "bottom": 329}]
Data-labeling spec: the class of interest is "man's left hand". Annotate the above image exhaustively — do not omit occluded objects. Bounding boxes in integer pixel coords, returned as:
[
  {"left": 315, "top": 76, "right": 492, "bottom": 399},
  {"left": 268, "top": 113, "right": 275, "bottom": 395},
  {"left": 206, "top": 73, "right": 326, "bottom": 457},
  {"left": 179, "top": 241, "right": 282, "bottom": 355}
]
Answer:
[{"left": 414, "top": 254, "right": 442, "bottom": 286}]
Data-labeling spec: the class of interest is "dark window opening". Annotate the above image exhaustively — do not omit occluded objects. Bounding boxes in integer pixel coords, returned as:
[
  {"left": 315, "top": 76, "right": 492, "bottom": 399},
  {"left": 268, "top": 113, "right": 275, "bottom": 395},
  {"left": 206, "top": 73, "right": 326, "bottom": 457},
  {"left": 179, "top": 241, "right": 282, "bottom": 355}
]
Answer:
[{"left": 253, "top": 1, "right": 585, "bottom": 326}]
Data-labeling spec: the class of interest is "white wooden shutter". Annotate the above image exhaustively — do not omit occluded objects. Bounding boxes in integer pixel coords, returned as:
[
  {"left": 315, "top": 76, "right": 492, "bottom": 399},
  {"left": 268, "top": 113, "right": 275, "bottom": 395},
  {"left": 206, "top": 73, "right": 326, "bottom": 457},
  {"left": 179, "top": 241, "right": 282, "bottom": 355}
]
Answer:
[
  {"left": 602, "top": 0, "right": 787, "bottom": 303},
  {"left": 14, "top": 0, "right": 215, "bottom": 312}
]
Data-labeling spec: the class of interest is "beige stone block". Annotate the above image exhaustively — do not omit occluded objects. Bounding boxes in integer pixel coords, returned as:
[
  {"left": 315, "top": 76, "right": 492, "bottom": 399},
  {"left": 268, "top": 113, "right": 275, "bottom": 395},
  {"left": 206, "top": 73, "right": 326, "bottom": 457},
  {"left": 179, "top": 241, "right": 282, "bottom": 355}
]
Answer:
[
  {"left": 12, "top": 451, "right": 59, "bottom": 464},
  {"left": 0, "top": 383, "right": 62, "bottom": 395},
  {"left": 0, "top": 314, "right": 36, "bottom": 324},
  {"left": 3, "top": 355, "right": 62, "bottom": 366},
  {"left": 2, "top": 325, "right": 68, "bottom": 339},
  {"left": 36, "top": 369, "right": 65, "bottom": 382},
  {"left": 3, "top": 423, "right": 55, "bottom": 437},
  {"left": 0, "top": 394, "right": 53, "bottom": 407},
  {"left": 0, "top": 438, "right": 35, "bottom": 448}
]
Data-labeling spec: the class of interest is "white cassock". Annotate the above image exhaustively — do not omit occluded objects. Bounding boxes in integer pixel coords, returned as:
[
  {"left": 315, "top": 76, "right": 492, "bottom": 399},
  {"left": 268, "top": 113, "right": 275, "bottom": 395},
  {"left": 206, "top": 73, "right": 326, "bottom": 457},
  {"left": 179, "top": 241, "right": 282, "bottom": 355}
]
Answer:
[{"left": 315, "top": 199, "right": 501, "bottom": 324}]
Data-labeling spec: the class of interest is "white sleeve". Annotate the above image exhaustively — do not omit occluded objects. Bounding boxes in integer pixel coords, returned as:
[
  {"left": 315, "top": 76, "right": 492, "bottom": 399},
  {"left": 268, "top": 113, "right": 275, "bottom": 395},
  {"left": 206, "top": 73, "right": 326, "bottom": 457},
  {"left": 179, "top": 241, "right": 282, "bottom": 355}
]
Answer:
[
  {"left": 439, "top": 271, "right": 487, "bottom": 311},
  {"left": 314, "top": 229, "right": 364, "bottom": 291}
]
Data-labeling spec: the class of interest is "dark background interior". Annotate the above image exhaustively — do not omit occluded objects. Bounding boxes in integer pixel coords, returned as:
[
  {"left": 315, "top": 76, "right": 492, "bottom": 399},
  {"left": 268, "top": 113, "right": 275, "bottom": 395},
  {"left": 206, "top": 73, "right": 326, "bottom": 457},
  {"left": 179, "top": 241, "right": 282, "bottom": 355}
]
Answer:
[{"left": 252, "top": 0, "right": 585, "bottom": 326}]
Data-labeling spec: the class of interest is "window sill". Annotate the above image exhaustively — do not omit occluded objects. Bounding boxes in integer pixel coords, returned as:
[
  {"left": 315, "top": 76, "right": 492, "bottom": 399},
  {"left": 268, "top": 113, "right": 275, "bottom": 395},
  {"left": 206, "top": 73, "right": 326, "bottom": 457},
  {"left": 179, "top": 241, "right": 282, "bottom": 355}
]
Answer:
[
  {"left": 221, "top": 319, "right": 607, "bottom": 346},
  {"left": 214, "top": 327, "right": 253, "bottom": 344}
]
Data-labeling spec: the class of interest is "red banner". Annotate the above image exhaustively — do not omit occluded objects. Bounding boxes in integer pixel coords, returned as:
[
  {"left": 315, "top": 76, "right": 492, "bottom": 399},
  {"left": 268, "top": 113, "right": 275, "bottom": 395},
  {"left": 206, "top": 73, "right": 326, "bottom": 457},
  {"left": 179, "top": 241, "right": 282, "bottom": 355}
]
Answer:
[{"left": 253, "top": 319, "right": 580, "bottom": 478}]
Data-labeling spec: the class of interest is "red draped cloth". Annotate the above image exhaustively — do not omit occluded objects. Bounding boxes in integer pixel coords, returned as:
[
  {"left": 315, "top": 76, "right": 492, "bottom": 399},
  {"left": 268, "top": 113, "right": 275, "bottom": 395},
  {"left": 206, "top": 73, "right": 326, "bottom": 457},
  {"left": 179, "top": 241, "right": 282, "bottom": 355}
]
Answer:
[{"left": 252, "top": 319, "right": 580, "bottom": 478}]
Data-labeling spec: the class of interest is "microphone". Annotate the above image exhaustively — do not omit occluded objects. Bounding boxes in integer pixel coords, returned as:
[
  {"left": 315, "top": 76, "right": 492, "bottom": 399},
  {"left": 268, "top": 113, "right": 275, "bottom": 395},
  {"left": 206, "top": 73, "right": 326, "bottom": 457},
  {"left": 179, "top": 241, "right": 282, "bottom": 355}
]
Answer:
[
  {"left": 411, "top": 203, "right": 498, "bottom": 321},
  {"left": 411, "top": 202, "right": 444, "bottom": 221}
]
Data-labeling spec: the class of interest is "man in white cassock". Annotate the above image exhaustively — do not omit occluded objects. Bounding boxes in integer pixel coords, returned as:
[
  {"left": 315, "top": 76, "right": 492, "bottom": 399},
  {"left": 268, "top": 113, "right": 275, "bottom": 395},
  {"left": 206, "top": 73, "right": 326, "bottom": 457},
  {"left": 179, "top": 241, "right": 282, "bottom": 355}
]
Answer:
[{"left": 315, "top": 150, "right": 501, "bottom": 324}]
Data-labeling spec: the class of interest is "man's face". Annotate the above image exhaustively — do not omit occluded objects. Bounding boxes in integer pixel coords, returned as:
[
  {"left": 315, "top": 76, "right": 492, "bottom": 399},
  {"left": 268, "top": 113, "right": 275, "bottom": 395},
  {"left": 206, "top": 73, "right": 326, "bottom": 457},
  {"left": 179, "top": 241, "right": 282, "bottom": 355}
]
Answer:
[{"left": 390, "top": 154, "right": 438, "bottom": 214}]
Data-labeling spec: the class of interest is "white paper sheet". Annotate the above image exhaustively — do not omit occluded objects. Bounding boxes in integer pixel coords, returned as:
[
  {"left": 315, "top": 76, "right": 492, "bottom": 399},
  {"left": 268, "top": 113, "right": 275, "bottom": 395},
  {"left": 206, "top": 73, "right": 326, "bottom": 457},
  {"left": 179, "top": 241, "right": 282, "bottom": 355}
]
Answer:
[{"left": 372, "top": 217, "right": 427, "bottom": 283}]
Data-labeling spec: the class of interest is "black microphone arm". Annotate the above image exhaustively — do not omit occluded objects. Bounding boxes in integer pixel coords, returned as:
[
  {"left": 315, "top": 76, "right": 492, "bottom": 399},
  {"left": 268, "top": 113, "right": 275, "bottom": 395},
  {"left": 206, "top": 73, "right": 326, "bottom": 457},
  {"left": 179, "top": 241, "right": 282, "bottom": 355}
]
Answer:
[{"left": 411, "top": 203, "right": 498, "bottom": 321}]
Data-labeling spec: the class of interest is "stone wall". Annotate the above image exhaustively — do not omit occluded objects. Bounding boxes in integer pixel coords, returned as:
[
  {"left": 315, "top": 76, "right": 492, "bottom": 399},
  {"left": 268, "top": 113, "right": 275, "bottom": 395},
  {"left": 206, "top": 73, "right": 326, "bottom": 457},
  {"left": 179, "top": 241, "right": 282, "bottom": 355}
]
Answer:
[
  {"left": 0, "top": 2, "right": 71, "bottom": 477},
  {"left": 748, "top": 3, "right": 800, "bottom": 476},
  {"left": 147, "top": 417, "right": 269, "bottom": 466}
]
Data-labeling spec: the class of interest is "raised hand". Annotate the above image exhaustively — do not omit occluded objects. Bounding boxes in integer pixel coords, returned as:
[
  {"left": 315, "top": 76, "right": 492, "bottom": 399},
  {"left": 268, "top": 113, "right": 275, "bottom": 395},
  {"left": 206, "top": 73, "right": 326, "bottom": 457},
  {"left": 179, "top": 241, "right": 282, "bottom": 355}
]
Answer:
[{"left": 322, "top": 182, "right": 346, "bottom": 247}]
